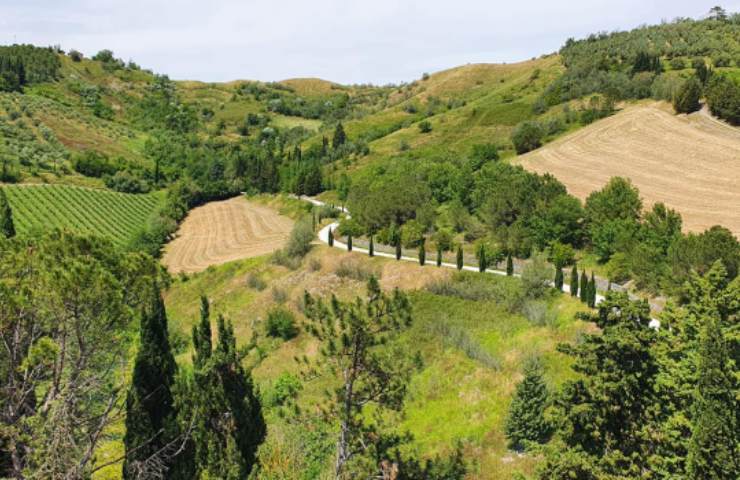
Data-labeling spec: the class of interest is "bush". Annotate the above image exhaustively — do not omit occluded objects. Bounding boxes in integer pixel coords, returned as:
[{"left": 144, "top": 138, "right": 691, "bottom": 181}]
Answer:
[
  {"left": 521, "top": 250, "right": 553, "bottom": 299},
  {"left": 266, "top": 307, "right": 297, "bottom": 340},
  {"left": 68, "top": 49, "right": 83, "bottom": 62},
  {"left": 335, "top": 258, "right": 380, "bottom": 282},
  {"left": 669, "top": 57, "right": 686, "bottom": 70},
  {"left": 285, "top": 217, "right": 314, "bottom": 257},
  {"left": 104, "top": 170, "right": 151, "bottom": 193},
  {"left": 511, "top": 121, "right": 545, "bottom": 154},
  {"left": 72, "top": 151, "right": 117, "bottom": 178},
  {"left": 263, "top": 373, "right": 302, "bottom": 407},
  {"left": 418, "top": 120, "right": 432, "bottom": 133},
  {"left": 246, "top": 273, "right": 267, "bottom": 291},
  {"left": 522, "top": 300, "right": 558, "bottom": 327}
]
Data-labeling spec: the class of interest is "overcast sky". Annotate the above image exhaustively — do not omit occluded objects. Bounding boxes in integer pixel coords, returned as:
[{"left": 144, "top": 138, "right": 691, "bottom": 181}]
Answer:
[{"left": 0, "top": 1, "right": 737, "bottom": 84}]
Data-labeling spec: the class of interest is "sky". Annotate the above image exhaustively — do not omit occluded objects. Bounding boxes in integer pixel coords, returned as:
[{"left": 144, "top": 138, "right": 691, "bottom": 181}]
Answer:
[{"left": 0, "top": 1, "right": 737, "bottom": 85}]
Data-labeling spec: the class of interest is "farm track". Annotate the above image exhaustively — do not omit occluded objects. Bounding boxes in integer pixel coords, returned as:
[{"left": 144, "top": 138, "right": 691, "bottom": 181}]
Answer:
[
  {"left": 162, "top": 196, "right": 294, "bottom": 273},
  {"left": 518, "top": 103, "right": 740, "bottom": 237}
]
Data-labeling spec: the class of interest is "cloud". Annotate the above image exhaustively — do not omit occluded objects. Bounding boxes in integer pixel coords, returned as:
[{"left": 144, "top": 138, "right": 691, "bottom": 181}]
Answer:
[{"left": 0, "top": 0, "right": 731, "bottom": 84}]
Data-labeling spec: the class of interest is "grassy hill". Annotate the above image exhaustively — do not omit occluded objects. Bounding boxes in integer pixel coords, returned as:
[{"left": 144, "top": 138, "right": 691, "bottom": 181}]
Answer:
[{"left": 3, "top": 184, "right": 161, "bottom": 245}]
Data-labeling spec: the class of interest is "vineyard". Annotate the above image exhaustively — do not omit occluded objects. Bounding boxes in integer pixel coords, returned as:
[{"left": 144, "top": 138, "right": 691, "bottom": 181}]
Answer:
[{"left": 3, "top": 184, "right": 161, "bottom": 245}]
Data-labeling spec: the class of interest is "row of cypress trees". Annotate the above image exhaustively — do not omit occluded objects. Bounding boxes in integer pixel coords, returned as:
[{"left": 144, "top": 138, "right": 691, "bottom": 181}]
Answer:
[{"left": 123, "top": 286, "right": 265, "bottom": 479}]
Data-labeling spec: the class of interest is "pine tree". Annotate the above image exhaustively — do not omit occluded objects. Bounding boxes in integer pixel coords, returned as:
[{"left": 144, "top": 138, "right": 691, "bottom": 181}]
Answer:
[
  {"left": 124, "top": 282, "right": 186, "bottom": 479},
  {"left": 456, "top": 245, "right": 464, "bottom": 270},
  {"left": 436, "top": 244, "right": 443, "bottom": 267},
  {"left": 570, "top": 264, "right": 579, "bottom": 297},
  {"left": 687, "top": 316, "right": 739, "bottom": 479},
  {"left": 588, "top": 272, "right": 597, "bottom": 308},
  {"left": 347, "top": 233, "right": 353, "bottom": 252},
  {"left": 506, "top": 252, "right": 514, "bottom": 276},
  {"left": 368, "top": 235, "right": 374, "bottom": 257},
  {"left": 190, "top": 305, "right": 266, "bottom": 479},
  {"left": 505, "top": 358, "right": 551, "bottom": 451},
  {"left": 328, "top": 228, "right": 334, "bottom": 247},
  {"left": 0, "top": 188, "right": 15, "bottom": 238},
  {"left": 554, "top": 267, "right": 564, "bottom": 292},
  {"left": 332, "top": 122, "right": 346, "bottom": 149},
  {"left": 580, "top": 271, "right": 589, "bottom": 303}
]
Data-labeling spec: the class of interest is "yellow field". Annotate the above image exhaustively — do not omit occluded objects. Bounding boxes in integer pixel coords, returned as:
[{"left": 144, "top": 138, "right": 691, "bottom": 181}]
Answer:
[{"left": 519, "top": 102, "right": 740, "bottom": 236}]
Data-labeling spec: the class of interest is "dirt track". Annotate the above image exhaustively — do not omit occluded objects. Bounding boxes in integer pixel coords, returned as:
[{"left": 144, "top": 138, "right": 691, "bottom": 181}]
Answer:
[
  {"left": 519, "top": 103, "right": 740, "bottom": 237},
  {"left": 162, "top": 197, "right": 293, "bottom": 273}
]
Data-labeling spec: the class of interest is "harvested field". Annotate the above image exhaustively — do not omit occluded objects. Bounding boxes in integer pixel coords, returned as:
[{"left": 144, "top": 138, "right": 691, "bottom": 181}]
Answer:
[
  {"left": 162, "top": 196, "right": 294, "bottom": 273},
  {"left": 519, "top": 103, "right": 740, "bottom": 237}
]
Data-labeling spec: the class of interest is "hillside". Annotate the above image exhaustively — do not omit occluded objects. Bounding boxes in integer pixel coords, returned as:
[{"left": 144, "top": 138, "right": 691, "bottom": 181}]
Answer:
[{"left": 519, "top": 102, "right": 740, "bottom": 237}]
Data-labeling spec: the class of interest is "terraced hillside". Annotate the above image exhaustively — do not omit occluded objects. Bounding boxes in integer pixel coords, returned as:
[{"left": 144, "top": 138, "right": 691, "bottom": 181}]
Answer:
[
  {"left": 3, "top": 184, "right": 160, "bottom": 245},
  {"left": 519, "top": 102, "right": 740, "bottom": 237}
]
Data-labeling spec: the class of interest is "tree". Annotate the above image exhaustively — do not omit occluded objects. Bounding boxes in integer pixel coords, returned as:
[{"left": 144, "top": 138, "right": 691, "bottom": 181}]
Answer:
[
  {"left": 332, "top": 122, "right": 346, "bottom": 149},
  {"left": 707, "top": 6, "right": 728, "bottom": 21},
  {"left": 189, "top": 304, "right": 266, "bottom": 479},
  {"left": 506, "top": 252, "right": 514, "bottom": 276},
  {"left": 302, "top": 278, "right": 415, "bottom": 478},
  {"left": 456, "top": 245, "right": 464, "bottom": 270},
  {"left": 419, "top": 239, "right": 426, "bottom": 266},
  {"left": 368, "top": 235, "right": 374, "bottom": 257},
  {"left": 521, "top": 250, "right": 553, "bottom": 299},
  {"left": 580, "top": 271, "right": 589, "bottom": 303},
  {"left": 477, "top": 243, "right": 487, "bottom": 273},
  {"left": 347, "top": 233, "right": 353, "bottom": 252},
  {"left": 123, "top": 282, "right": 189, "bottom": 479},
  {"left": 436, "top": 244, "right": 443, "bottom": 267},
  {"left": 686, "top": 316, "right": 739, "bottom": 479},
  {"left": 554, "top": 266, "right": 564, "bottom": 291},
  {"left": 588, "top": 272, "right": 597, "bottom": 308},
  {"left": 673, "top": 77, "right": 702, "bottom": 114},
  {"left": 505, "top": 358, "right": 551, "bottom": 451},
  {"left": 511, "top": 121, "right": 545, "bottom": 154},
  {"left": 0, "top": 187, "right": 15, "bottom": 238},
  {"left": 570, "top": 264, "right": 579, "bottom": 297},
  {"left": 328, "top": 227, "right": 334, "bottom": 247}
]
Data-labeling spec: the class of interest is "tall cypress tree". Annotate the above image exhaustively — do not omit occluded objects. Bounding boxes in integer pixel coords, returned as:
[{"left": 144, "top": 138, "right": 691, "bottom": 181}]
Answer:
[
  {"left": 456, "top": 245, "right": 464, "bottom": 270},
  {"left": 368, "top": 235, "right": 374, "bottom": 257},
  {"left": 505, "top": 358, "right": 551, "bottom": 451},
  {"left": 332, "top": 122, "right": 346, "bottom": 149},
  {"left": 0, "top": 188, "right": 15, "bottom": 239},
  {"left": 124, "top": 282, "right": 185, "bottom": 479},
  {"left": 436, "top": 244, "right": 443, "bottom": 267},
  {"left": 328, "top": 228, "right": 334, "bottom": 247},
  {"left": 687, "top": 317, "right": 739, "bottom": 479},
  {"left": 395, "top": 239, "right": 402, "bottom": 260},
  {"left": 554, "top": 267, "right": 564, "bottom": 292},
  {"left": 570, "top": 264, "right": 579, "bottom": 297},
  {"left": 580, "top": 271, "right": 589, "bottom": 303},
  {"left": 506, "top": 252, "right": 514, "bottom": 276},
  {"left": 190, "top": 304, "right": 266, "bottom": 479},
  {"left": 347, "top": 233, "right": 353, "bottom": 252},
  {"left": 418, "top": 240, "right": 426, "bottom": 266},
  {"left": 477, "top": 244, "right": 487, "bottom": 273},
  {"left": 588, "top": 272, "right": 597, "bottom": 308}
]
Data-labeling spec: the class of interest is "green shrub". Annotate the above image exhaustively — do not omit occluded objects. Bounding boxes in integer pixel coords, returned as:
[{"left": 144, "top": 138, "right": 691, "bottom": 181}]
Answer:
[
  {"left": 511, "top": 121, "right": 545, "bottom": 154},
  {"left": 263, "top": 373, "right": 302, "bottom": 407},
  {"left": 673, "top": 76, "right": 702, "bottom": 114},
  {"left": 418, "top": 120, "right": 432, "bottom": 133},
  {"left": 266, "top": 307, "right": 297, "bottom": 340}
]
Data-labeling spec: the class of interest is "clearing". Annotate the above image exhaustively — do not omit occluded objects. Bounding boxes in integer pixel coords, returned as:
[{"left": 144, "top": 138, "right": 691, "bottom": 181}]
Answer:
[
  {"left": 518, "top": 102, "right": 740, "bottom": 237},
  {"left": 162, "top": 196, "right": 294, "bottom": 273}
]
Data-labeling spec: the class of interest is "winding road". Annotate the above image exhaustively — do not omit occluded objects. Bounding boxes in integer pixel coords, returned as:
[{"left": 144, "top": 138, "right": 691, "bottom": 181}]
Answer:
[{"left": 300, "top": 196, "right": 661, "bottom": 329}]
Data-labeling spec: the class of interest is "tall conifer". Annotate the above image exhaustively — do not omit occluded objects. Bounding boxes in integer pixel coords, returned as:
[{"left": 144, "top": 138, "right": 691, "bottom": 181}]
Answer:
[
  {"left": 570, "top": 264, "right": 579, "bottom": 297},
  {"left": 505, "top": 358, "right": 551, "bottom": 451},
  {"left": 0, "top": 188, "right": 15, "bottom": 239}
]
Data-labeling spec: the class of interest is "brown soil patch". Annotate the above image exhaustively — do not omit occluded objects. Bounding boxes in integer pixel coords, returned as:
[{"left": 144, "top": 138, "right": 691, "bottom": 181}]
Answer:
[
  {"left": 162, "top": 196, "right": 294, "bottom": 273},
  {"left": 519, "top": 103, "right": 740, "bottom": 237}
]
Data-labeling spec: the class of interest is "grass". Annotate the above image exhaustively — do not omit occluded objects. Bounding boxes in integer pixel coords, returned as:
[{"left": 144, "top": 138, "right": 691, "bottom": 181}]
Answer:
[{"left": 3, "top": 184, "right": 161, "bottom": 246}]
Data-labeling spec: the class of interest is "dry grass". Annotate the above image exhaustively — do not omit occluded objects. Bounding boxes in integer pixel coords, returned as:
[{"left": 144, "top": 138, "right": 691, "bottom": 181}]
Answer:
[
  {"left": 162, "top": 196, "right": 294, "bottom": 273},
  {"left": 519, "top": 102, "right": 740, "bottom": 237}
]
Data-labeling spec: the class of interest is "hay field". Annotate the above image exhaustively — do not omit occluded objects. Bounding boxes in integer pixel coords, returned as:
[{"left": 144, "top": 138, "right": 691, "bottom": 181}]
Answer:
[
  {"left": 519, "top": 103, "right": 740, "bottom": 236},
  {"left": 162, "top": 196, "right": 293, "bottom": 273}
]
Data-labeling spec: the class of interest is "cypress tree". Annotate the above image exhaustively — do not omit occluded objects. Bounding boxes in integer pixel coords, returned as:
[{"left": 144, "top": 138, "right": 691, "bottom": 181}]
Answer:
[
  {"left": 687, "top": 317, "right": 739, "bottom": 479},
  {"left": 456, "top": 245, "right": 464, "bottom": 270},
  {"left": 0, "top": 188, "right": 15, "bottom": 239},
  {"left": 505, "top": 358, "right": 551, "bottom": 451},
  {"left": 124, "top": 282, "right": 185, "bottom": 479},
  {"left": 436, "top": 244, "right": 443, "bottom": 267},
  {"left": 347, "top": 233, "right": 352, "bottom": 252},
  {"left": 579, "top": 271, "right": 589, "bottom": 303},
  {"left": 554, "top": 266, "right": 564, "bottom": 292},
  {"left": 570, "top": 264, "right": 579, "bottom": 297},
  {"left": 190, "top": 306, "right": 266, "bottom": 479},
  {"left": 332, "top": 122, "right": 346, "bottom": 149},
  {"left": 588, "top": 272, "right": 597, "bottom": 308},
  {"left": 418, "top": 240, "right": 426, "bottom": 266},
  {"left": 328, "top": 228, "right": 334, "bottom": 247},
  {"left": 395, "top": 239, "right": 402, "bottom": 260},
  {"left": 477, "top": 244, "right": 487, "bottom": 273},
  {"left": 368, "top": 235, "right": 374, "bottom": 257},
  {"left": 311, "top": 211, "right": 316, "bottom": 231},
  {"left": 506, "top": 252, "right": 514, "bottom": 276}
]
